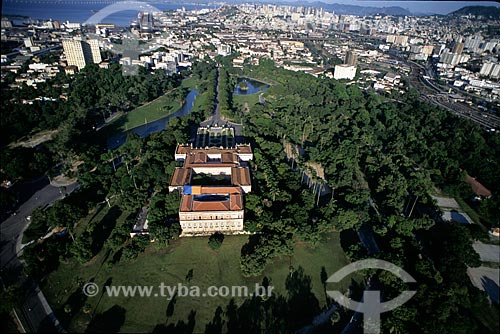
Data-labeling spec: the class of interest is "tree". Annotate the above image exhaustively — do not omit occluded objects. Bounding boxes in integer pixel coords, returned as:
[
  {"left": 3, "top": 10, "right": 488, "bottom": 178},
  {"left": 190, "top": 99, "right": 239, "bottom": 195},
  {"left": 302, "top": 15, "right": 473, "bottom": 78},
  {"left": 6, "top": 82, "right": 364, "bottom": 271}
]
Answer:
[
  {"left": 208, "top": 232, "right": 224, "bottom": 250},
  {"left": 122, "top": 235, "right": 150, "bottom": 260},
  {"left": 70, "top": 234, "right": 93, "bottom": 263}
]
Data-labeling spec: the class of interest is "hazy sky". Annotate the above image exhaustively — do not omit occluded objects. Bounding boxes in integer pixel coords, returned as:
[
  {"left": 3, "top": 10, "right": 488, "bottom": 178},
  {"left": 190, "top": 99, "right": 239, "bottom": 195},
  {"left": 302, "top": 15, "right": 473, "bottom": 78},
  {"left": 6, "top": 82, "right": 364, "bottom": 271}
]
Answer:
[
  {"left": 309, "top": 1, "right": 500, "bottom": 15},
  {"left": 2, "top": 0, "right": 500, "bottom": 15}
]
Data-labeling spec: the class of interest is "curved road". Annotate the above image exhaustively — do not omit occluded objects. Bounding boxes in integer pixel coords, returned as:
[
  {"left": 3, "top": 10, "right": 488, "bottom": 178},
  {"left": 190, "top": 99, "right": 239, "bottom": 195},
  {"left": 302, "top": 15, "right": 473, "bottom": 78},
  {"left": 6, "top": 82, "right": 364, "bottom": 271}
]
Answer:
[{"left": 1, "top": 179, "right": 78, "bottom": 332}]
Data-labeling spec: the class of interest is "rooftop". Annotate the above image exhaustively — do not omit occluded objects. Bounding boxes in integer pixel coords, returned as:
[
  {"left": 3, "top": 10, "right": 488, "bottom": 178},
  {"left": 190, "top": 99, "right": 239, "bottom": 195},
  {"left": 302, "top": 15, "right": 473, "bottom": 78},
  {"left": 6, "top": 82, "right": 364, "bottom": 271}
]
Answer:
[
  {"left": 180, "top": 193, "right": 243, "bottom": 212},
  {"left": 466, "top": 175, "right": 492, "bottom": 198}
]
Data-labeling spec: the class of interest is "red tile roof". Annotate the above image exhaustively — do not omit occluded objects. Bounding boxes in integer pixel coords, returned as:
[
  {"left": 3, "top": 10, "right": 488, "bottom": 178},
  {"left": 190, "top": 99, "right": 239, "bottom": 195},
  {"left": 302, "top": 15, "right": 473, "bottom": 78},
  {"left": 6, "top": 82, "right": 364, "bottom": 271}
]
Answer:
[
  {"left": 180, "top": 193, "right": 243, "bottom": 212},
  {"left": 171, "top": 168, "right": 192, "bottom": 186},
  {"left": 193, "top": 200, "right": 231, "bottom": 211},
  {"left": 231, "top": 167, "right": 251, "bottom": 186},
  {"left": 466, "top": 175, "right": 492, "bottom": 198}
]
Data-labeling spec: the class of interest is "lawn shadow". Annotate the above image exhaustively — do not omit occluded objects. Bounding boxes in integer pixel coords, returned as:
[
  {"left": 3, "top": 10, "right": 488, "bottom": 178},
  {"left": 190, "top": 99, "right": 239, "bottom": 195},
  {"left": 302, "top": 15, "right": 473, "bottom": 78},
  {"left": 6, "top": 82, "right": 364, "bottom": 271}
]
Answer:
[
  {"left": 152, "top": 310, "right": 196, "bottom": 334},
  {"left": 339, "top": 229, "right": 360, "bottom": 252},
  {"left": 185, "top": 268, "right": 194, "bottom": 282},
  {"left": 223, "top": 269, "right": 319, "bottom": 333},
  {"left": 286, "top": 266, "right": 321, "bottom": 329},
  {"left": 320, "top": 266, "right": 331, "bottom": 305},
  {"left": 205, "top": 306, "right": 224, "bottom": 334},
  {"left": 90, "top": 206, "right": 122, "bottom": 255},
  {"left": 110, "top": 248, "right": 123, "bottom": 264},
  {"left": 85, "top": 304, "right": 126, "bottom": 333},
  {"left": 57, "top": 280, "right": 91, "bottom": 328},
  {"left": 166, "top": 293, "right": 177, "bottom": 318},
  {"left": 91, "top": 277, "right": 113, "bottom": 319}
]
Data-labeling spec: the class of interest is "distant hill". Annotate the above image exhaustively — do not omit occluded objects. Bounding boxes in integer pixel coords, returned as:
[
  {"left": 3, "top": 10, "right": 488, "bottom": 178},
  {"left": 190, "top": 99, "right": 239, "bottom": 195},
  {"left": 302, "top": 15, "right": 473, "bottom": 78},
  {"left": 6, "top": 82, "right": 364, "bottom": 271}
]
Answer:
[
  {"left": 307, "top": 1, "right": 412, "bottom": 16},
  {"left": 449, "top": 6, "right": 500, "bottom": 19}
]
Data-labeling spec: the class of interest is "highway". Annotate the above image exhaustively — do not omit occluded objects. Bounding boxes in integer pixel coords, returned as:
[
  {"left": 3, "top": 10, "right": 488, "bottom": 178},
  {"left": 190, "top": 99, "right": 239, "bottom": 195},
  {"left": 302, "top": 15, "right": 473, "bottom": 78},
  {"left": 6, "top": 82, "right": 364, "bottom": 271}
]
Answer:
[
  {"left": 407, "top": 61, "right": 500, "bottom": 130},
  {"left": 1, "top": 179, "right": 78, "bottom": 332}
]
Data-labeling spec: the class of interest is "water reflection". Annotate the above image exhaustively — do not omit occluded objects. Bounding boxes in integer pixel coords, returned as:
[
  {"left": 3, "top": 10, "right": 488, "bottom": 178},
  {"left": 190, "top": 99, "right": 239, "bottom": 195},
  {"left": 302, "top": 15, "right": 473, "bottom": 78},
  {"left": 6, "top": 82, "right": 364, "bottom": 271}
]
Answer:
[
  {"left": 107, "top": 89, "right": 198, "bottom": 149},
  {"left": 234, "top": 78, "right": 268, "bottom": 95}
]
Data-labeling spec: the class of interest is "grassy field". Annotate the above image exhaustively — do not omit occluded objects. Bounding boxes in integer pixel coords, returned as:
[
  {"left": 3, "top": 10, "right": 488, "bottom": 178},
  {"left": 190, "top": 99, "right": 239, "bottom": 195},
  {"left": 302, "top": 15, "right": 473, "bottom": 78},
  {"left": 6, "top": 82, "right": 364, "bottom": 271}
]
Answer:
[
  {"left": 181, "top": 76, "right": 200, "bottom": 90},
  {"left": 113, "top": 92, "right": 181, "bottom": 131},
  {"left": 233, "top": 93, "right": 262, "bottom": 112},
  {"left": 42, "top": 231, "right": 352, "bottom": 333}
]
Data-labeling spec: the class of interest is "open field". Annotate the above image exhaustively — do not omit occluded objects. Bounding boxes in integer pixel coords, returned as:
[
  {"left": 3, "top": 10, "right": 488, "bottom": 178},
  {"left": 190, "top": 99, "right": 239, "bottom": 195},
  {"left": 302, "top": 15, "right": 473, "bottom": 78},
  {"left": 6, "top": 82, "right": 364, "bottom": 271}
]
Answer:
[
  {"left": 113, "top": 93, "right": 181, "bottom": 131},
  {"left": 42, "top": 231, "right": 352, "bottom": 333},
  {"left": 181, "top": 76, "right": 200, "bottom": 90},
  {"left": 234, "top": 92, "right": 261, "bottom": 111}
]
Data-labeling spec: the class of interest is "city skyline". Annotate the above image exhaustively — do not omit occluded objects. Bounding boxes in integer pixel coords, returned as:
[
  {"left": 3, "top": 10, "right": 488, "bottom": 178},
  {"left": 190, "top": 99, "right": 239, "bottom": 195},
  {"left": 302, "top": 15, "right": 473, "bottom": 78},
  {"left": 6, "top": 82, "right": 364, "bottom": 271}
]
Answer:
[
  {"left": 1, "top": 1, "right": 499, "bottom": 333},
  {"left": 2, "top": 0, "right": 500, "bottom": 16}
]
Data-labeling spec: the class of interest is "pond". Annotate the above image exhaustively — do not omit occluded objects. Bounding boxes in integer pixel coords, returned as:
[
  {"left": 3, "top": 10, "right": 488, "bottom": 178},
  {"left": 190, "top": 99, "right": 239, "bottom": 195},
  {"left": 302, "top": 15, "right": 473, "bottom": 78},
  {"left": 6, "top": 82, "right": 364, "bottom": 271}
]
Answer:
[
  {"left": 234, "top": 78, "right": 268, "bottom": 95},
  {"left": 107, "top": 89, "right": 198, "bottom": 149}
]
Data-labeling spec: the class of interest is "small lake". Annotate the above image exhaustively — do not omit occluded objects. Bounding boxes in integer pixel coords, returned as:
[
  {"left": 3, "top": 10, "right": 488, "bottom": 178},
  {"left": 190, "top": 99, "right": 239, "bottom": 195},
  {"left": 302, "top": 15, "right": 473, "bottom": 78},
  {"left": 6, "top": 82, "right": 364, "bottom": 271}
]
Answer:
[
  {"left": 234, "top": 78, "right": 268, "bottom": 95},
  {"left": 107, "top": 89, "right": 198, "bottom": 149}
]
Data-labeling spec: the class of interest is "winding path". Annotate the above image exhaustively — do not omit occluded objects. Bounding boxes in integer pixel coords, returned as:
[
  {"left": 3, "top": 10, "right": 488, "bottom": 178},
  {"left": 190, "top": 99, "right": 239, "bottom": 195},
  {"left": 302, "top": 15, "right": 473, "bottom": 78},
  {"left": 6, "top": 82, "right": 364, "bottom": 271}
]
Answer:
[{"left": 1, "top": 178, "right": 78, "bottom": 332}]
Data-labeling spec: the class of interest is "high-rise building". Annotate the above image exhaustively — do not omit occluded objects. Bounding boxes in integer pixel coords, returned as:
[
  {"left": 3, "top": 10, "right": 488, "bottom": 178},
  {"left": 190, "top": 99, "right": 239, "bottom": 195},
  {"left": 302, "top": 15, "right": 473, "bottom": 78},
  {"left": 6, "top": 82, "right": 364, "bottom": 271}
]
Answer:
[
  {"left": 138, "top": 12, "right": 153, "bottom": 32},
  {"left": 394, "top": 35, "right": 408, "bottom": 47},
  {"left": 62, "top": 39, "right": 102, "bottom": 70},
  {"left": 464, "top": 35, "right": 483, "bottom": 53},
  {"left": 1, "top": 18, "right": 13, "bottom": 28},
  {"left": 422, "top": 45, "right": 434, "bottom": 56},
  {"left": 23, "top": 37, "right": 34, "bottom": 48},
  {"left": 452, "top": 41, "right": 464, "bottom": 55},
  {"left": 490, "top": 64, "right": 500, "bottom": 79},
  {"left": 345, "top": 50, "right": 357, "bottom": 66},
  {"left": 480, "top": 62, "right": 494, "bottom": 76}
]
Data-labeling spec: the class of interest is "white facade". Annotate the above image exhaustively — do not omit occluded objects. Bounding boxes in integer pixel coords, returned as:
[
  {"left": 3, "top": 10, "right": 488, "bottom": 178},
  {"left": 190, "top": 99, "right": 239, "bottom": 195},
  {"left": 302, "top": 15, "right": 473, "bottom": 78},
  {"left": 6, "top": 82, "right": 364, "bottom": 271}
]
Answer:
[
  {"left": 217, "top": 44, "right": 231, "bottom": 56},
  {"left": 333, "top": 64, "right": 356, "bottom": 80},
  {"left": 491, "top": 64, "right": 500, "bottom": 79},
  {"left": 62, "top": 39, "right": 102, "bottom": 70},
  {"left": 480, "top": 62, "right": 494, "bottom": 76},
  {"left": 179, "top": 210, "right": 244, "bottom": 234},
  {"left": 87, "top": 39, "right": 102, "bottom": 64}
]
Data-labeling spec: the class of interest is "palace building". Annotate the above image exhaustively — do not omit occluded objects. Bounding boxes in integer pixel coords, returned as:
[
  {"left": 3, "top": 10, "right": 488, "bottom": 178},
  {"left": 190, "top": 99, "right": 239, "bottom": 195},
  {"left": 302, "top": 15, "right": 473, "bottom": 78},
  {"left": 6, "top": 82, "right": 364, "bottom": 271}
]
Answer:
[{"left": 169, "top": 142, "right": 253, "bottom": 235}]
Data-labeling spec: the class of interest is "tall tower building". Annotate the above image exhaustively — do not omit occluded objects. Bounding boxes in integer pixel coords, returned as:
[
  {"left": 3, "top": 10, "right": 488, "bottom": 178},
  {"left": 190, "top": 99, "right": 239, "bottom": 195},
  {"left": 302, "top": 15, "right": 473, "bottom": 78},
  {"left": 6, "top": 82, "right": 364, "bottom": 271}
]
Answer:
[
  {"left": 452, "top": 41, "right": 464, "bottom": 55},
  {"left": 344, "top": 50, "right": 357, "bottom": 66},
  {"left": 62, "top": 39, "right": 102, "bottom": 70}
]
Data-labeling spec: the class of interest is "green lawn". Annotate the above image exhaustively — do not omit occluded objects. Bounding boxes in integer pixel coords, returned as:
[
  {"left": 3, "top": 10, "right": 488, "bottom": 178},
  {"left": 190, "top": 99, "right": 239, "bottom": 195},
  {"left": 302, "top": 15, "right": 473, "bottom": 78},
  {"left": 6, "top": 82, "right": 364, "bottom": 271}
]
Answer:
[
  {"left": 42, "top": 232, "right": 352, "bottom": 333},
  {"left": 234, "top": 93, "right": 262, "bottom": 111},
  {"left": 181, "top": 76, "right": 200, "bottom": 90},
  {"left": 113, "top": 93, "right": 181, "bottom": 131}
]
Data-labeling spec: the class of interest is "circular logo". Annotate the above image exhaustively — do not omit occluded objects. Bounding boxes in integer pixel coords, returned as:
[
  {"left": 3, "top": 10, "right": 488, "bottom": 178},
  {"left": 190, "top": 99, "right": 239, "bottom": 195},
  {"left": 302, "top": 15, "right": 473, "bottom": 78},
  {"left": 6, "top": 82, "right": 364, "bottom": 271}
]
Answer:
[{"left": 82, "top": 282, "right": 99, "bottom": 297}]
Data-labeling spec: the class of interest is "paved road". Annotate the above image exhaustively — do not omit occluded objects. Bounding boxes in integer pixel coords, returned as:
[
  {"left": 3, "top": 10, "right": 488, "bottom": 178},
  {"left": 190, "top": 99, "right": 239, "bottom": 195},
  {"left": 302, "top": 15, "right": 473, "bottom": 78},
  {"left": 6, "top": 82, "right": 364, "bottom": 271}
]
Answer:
[
  {"left": 199, "top": 66, "right": 243, "bottom": 138},
  {"left": 473, "top": 242, "right": 500, "bottom": 263},
  {"left": 467, "top": 266, "right": 499, "bottom": 304},
  {"left": 1, "top": 180, "right": 78, "bottom": 332},
  {"left": 430, "top": 195, "right": 461, "bottom": 209}
]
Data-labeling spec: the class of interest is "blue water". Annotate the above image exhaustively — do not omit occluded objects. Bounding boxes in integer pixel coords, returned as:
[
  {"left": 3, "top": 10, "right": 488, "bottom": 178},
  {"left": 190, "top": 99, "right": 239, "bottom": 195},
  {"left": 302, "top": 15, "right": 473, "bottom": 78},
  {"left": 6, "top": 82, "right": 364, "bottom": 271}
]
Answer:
[
  {"left": 108, "top": 89, "right": 198, "bottom": 149},
  {"left": 2, "top": 1, "right": 213, "bottom": 26},
  {"left": 234, "top": 78, "right": 268, "bottom": 95}
]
